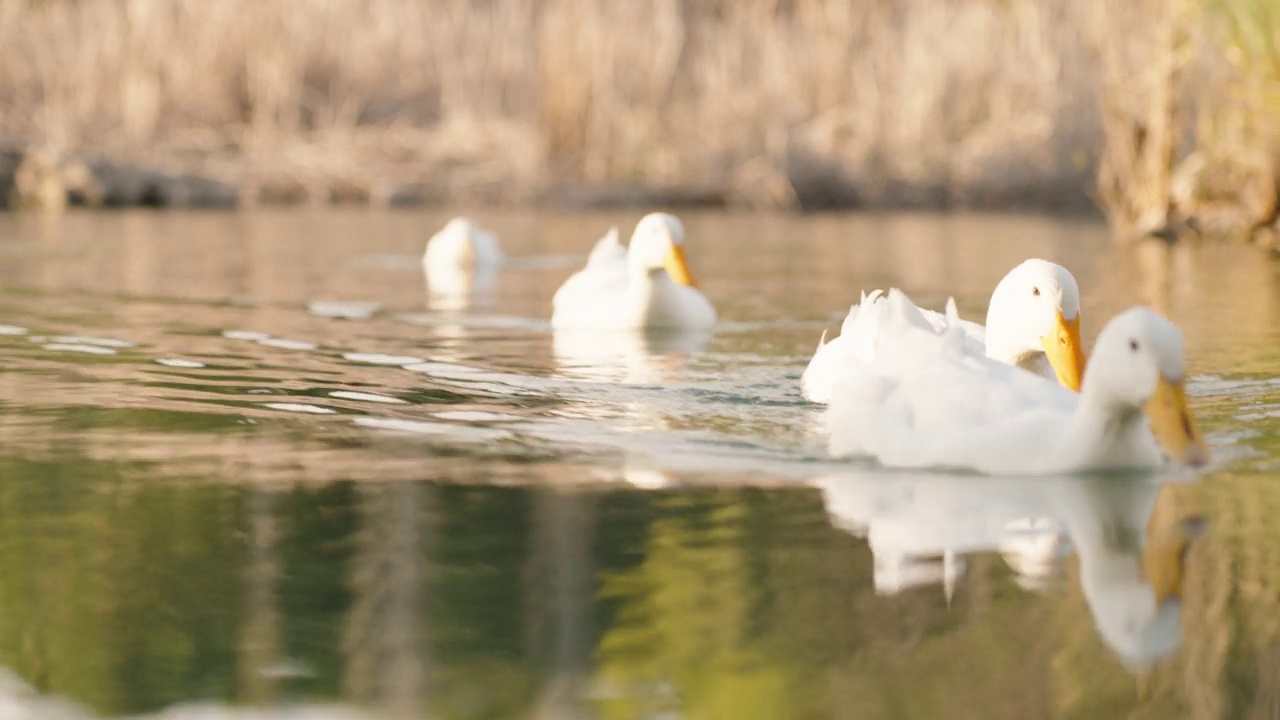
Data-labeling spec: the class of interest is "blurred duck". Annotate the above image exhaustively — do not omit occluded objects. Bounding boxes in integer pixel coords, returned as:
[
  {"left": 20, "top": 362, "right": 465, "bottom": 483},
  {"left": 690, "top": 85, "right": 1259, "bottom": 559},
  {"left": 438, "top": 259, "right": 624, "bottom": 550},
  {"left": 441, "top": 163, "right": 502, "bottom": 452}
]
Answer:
[
  {"left": 423, "top": 217, "right": 504, "bottom": 310},
  {"left": 827, "top": 297, "right": 1209, "bottom": 474},
  {"left": 551, "top": 213, "right": 716, "bottom": 331},
  {"left": 803, "top": 259, "right": 1086, "bottom": 402}
]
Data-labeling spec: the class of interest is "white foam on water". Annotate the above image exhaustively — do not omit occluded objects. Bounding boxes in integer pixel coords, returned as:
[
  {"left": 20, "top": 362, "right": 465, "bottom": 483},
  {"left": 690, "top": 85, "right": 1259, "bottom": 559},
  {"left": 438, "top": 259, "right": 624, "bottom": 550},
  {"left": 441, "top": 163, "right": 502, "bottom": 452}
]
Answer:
[
  {"left": 223, "top": 330, "right": 270, "bottom": 341},
  {"left": 53, "top": 336, "right": 135, "bottom": 348},
  {"left": 256, "top": 338, "right": 317, "bottom": 351},
  {"left": 307, "top": 301, "right": 382, "bottom": 320},
  {"left": 156, "top": 358, "right": 207, "bottom": 368},
  {"left": 43, "top": 343, "right": 117, "bottom": 355},
  {"left": 343, "top": 353, "right": 424, "bottom": 366},
  {"left": 1189, "top": 374, "right": 1280, "bottom": 397},
  {"left": 328, "top": 391, "right": 408, "bottom": 404},
  {"left": 262, "top": 403, "right": 338, "bottom": 415},
  {"left": 401, "top": 362, "right": 484, "bottom": 377},
  {"left": 354, "top": 416, "right": 511, "bottom": 441},
  {"left": 1237, "top": 408, "right": 1280, "bottom": 421},
  {"left": 432, "top": 410, "right": 519, "bottom": 422}
]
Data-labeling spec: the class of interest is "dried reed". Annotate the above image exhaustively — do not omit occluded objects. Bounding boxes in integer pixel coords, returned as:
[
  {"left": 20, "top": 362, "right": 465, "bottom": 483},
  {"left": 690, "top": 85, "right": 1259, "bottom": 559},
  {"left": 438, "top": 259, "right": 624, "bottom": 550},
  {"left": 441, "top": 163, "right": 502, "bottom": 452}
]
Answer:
[{"left": 0, "top": 0, "right": 1274, "bottom": 225}]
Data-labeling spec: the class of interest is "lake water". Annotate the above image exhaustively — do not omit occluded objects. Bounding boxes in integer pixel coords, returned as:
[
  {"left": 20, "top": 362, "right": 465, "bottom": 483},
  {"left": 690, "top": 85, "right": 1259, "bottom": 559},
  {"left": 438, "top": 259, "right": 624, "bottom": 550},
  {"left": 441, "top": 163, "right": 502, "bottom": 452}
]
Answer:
[{"left": 0, "top": 209, "right": 1276, "bottom": 719}]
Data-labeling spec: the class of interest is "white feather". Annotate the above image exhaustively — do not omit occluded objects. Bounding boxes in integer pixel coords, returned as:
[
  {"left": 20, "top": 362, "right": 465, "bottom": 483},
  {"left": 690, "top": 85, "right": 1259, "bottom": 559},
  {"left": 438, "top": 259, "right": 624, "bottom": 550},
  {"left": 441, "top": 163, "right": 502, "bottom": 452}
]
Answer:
[
  {"left": 551, "top": 213, "right": 716, "bottom": 331},
  {"left": 802, "top": 259, "right": 1080, "bottom": 403},
  {"left": 826, "top": 296, "right": 1197, "bottom": 475}
]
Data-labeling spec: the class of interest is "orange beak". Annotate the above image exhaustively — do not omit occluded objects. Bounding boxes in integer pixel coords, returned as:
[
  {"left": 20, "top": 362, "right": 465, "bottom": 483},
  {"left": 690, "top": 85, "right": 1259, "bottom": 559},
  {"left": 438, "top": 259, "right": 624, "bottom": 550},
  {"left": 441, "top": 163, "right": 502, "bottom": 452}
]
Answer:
[
  {"left": 1145, "top": 376, "right": 1210, "bottom": 468},
  {"left": 664, "top": 245, "right": 697, "bottom": 287},
  {"left": 1041, "top": 311, "right": 1086, "bottom": 392}
]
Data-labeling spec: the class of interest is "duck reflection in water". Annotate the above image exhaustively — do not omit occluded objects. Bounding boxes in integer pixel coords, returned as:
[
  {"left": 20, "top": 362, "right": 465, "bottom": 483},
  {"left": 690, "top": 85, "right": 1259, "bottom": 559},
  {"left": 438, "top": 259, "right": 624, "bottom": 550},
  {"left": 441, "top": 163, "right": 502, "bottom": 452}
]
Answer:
[
  {"left": 815, "top": 470, "right": 1204, "bottom": 671},
  {"left": 552, "top": 328, "right": 712, "bottom": 385}
]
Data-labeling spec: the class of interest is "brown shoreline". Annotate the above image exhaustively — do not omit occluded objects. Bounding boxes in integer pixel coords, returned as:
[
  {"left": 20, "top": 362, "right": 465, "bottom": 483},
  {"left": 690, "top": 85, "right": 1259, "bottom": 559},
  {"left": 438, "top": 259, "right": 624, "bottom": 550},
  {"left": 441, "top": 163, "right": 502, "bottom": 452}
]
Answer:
[
  {"left": 0, "top": 147, "right": 1101, "bottom": 215},
  {"left": 11, "top": 146, "right": 1279, "bottom": 256}
]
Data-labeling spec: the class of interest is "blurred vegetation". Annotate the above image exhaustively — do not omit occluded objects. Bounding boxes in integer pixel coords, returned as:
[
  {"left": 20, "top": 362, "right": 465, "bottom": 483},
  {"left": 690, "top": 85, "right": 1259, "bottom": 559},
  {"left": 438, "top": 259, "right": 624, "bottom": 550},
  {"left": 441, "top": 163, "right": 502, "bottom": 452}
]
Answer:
[{"left": 0, "top": 0, "right": 1274, "bottom": 241}]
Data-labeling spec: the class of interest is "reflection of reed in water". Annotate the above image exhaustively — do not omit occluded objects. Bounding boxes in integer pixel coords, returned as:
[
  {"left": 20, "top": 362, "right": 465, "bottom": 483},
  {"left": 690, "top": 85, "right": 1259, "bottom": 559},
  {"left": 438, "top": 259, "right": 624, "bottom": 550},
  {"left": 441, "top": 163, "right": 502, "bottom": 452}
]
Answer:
[
  {"left": 528, "top": 489, "right": 595, "bottom": 719},
  {"left": 239, "top": 487, "right": 283, "bottom": 705},
  {"left": 1169, "top": 472, "right": 1280, "bottom": 719},
  {"left": 342, "top": 482, "right": 429, "bottom": 719}
]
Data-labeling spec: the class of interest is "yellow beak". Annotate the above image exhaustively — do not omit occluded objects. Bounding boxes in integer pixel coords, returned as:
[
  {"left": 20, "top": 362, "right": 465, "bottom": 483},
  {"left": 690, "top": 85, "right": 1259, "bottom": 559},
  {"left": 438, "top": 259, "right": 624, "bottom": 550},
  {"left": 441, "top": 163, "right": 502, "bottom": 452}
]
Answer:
[
  {"left": 1040, "top": 311, "right": 1086, "bottom": 392},
  {"left": 1143, "top": 515, "right": 1207, "bottom": 604},
  {"left": 664, "top": 245, "right": 698, "bottom": 287},
  {"left": 1144, "top": 376, "right": 1210, "bottom": 467}
]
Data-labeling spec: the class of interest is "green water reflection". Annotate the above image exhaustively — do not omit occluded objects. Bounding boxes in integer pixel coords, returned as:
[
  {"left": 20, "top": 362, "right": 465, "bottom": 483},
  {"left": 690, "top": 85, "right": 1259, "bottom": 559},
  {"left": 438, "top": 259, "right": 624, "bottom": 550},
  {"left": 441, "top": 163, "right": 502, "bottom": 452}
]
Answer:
[{"left": 0, "top": 445, "right": 1239, "bottom": 719}]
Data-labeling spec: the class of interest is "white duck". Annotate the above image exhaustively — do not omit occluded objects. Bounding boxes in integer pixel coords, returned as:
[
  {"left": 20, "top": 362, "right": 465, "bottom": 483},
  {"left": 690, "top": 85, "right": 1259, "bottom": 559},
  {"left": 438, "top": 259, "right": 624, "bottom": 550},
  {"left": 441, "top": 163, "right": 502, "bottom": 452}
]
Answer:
[
  {"left": 551, "top": 213, "right": 716, "bottom": 331},
  {"left": 803, "top": 259, "right": 1086, "bottom": 403},
  {"left": 422, "top": 217, "right": 504, "bottom": 309},
  {"left": 827, "top": 295, "right": 1209, "bottom": 474}
]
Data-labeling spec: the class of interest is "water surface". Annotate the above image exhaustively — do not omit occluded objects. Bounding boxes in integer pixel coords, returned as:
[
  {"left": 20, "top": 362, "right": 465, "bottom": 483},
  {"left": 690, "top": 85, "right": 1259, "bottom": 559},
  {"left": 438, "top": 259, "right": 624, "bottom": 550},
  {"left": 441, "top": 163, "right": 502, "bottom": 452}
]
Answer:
[{"left": 0, "top": 210, "right": 1276, "bottom": 719}]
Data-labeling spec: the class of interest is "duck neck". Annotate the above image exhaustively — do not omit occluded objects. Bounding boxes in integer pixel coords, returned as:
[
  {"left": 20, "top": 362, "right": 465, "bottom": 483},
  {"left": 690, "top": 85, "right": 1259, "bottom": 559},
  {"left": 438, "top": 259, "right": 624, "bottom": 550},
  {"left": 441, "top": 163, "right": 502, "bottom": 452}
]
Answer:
[
  {"left": 1060, "top": 384, "right": 1148, "bottom": 468},
  {"left": 986, "top": 344, "right": 1047, "bottom": 375},
  {"left": 983, "top": 323, "right": 1042, "bottom": 370},
  {"left": 626, "top": 265, "right": 678, "bottom": 315},
  {"left": 628, "top": 261, "right": 668, "bottom": 283}
]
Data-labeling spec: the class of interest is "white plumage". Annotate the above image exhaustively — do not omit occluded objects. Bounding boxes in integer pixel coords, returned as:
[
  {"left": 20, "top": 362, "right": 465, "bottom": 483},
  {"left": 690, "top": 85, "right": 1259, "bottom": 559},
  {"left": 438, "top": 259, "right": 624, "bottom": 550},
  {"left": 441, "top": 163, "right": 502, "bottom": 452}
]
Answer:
[
  {"left": 826, "top": 292, "right": 1208, "bottom": 474},
  {"left": 803, "top": 259, "right": 1085, "bottom": 403},
  {"left": 422, "top": 217, "right": 504, "bottom": 310},
  {"left": 551, "top": 213, "right": 716, "bottom": 331}
]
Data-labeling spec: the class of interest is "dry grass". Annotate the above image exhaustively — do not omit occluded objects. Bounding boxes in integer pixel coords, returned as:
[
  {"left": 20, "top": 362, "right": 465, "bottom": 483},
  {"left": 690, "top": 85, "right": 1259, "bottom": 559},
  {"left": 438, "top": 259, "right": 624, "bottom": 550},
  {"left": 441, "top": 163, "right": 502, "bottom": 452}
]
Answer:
[
  {"left": 0, "top": 0, "right": 1104, "bottom": 209},
  {"left": 0, "top": 0, "right": 546, "bottom": 204},
  {"left": 1087, "top": 0, "right": 1280, "bottom": 241},
  {"left": 1089, "top": 0, "right": 1189, "bottom": 236},
  {"left": 1179, "top": 0, "right": 1280, "bottom": 242},
  {"left": 0, "top": 0, "right": 1275, "bottom": 224}
]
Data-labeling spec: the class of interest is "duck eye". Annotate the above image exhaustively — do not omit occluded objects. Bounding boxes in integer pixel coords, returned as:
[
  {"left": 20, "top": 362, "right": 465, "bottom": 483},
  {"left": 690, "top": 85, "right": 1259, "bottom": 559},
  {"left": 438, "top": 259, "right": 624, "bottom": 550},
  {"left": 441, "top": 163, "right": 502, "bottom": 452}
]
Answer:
[
  {"left": 1129, "top": 340, "right": 1139, "bottom": 352},
  {"left": 1032, "top": 286, "right": 1040, "bottom": 297}
]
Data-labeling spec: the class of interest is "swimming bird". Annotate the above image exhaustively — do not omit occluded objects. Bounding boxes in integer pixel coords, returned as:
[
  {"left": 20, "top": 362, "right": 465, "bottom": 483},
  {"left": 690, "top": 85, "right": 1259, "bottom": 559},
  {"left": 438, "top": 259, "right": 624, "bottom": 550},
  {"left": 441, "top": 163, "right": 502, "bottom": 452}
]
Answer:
[
  {"left": 550, "top": 213, "right": 716, "bottom": 331},
  {"left": 803, "top": 259, "right": 1086, "bottom": 402},
  {"left": 423, "top": 217, "right": 504, "bottom": 309},
  {"left": 827, "top": 295, "right": 1208, "bottom": 474}
]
